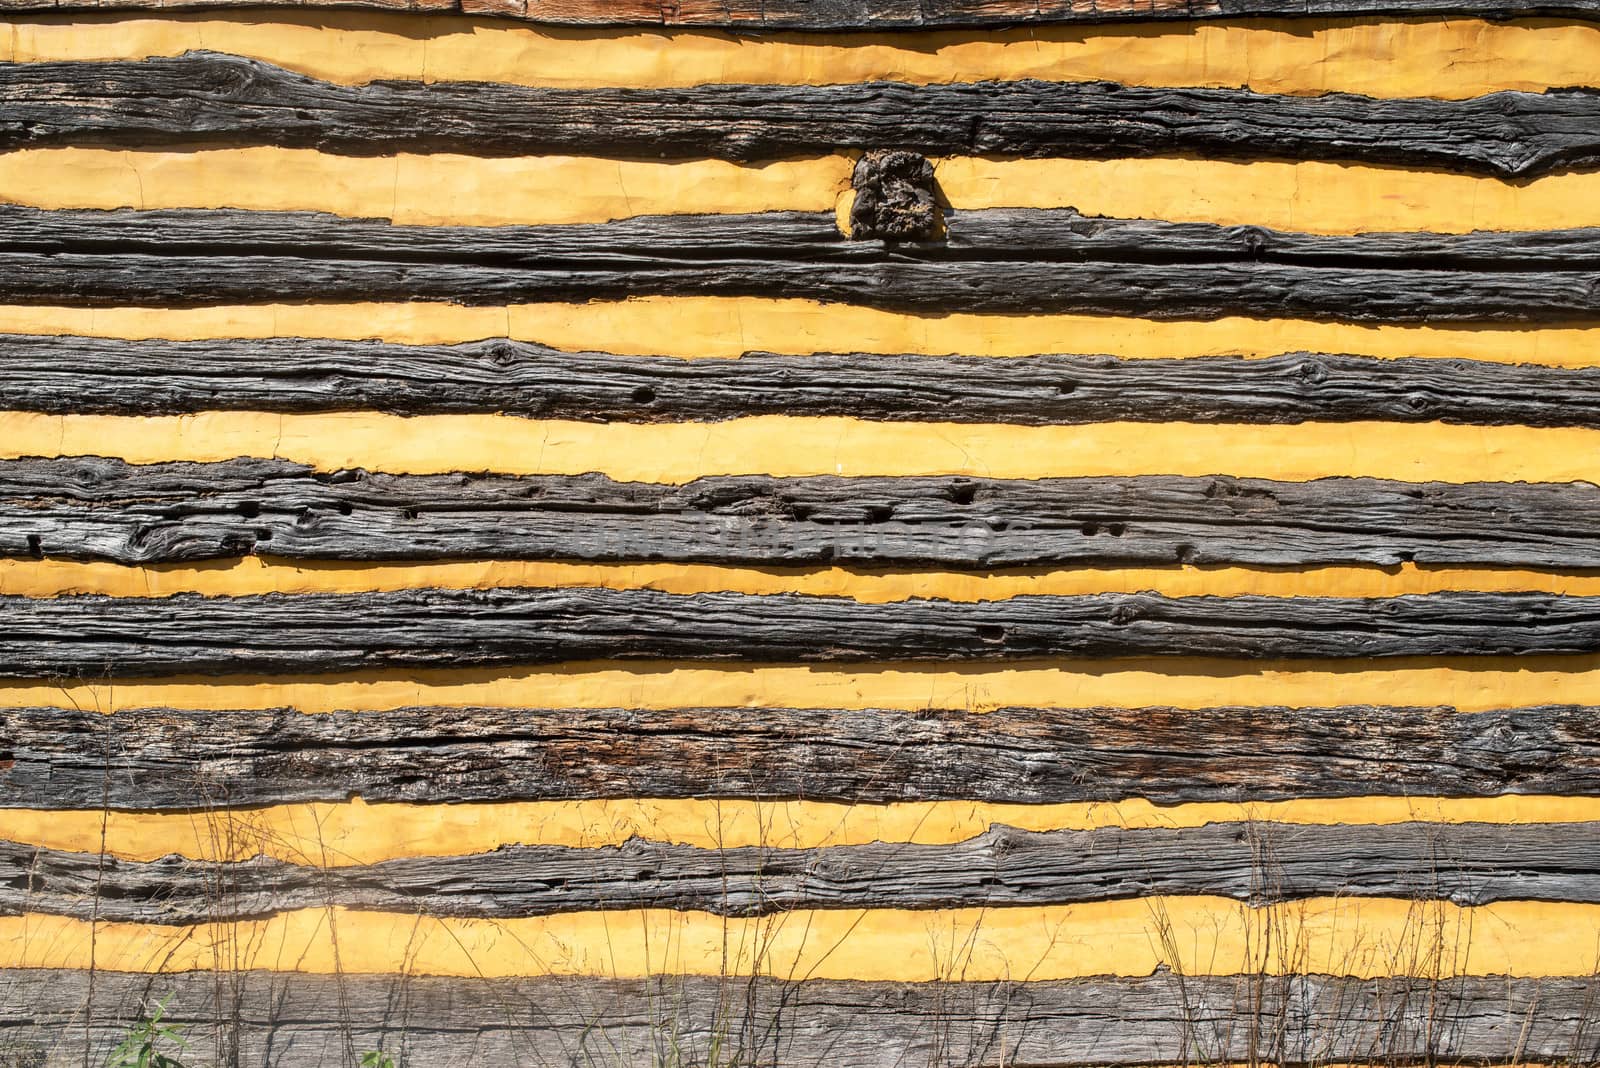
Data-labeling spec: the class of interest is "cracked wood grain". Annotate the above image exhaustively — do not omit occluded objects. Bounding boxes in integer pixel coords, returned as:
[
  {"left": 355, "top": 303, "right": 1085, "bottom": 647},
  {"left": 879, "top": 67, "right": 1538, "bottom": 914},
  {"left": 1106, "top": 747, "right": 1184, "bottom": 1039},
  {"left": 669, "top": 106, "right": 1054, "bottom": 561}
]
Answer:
[
  {"left": 3, "top": 822, "right": 1595, "bottom": 923},
  {"left": 4, "top": 205, "right": 1600, "bottom": 320},
  {"left": 6, "top": 54, "right": 1600, "bottom": 178},
  {"left": 6, "top": 703, "right": 1593, "bottom": 808},
  {"left": 8, "top": 336, "right": 1600, "bottom": 430},
  {"left": 7, "top": 458, "right": 1600, "bottom": 570},
  {"left": 2, "top": 587, "right": 1600, "bottom": 676},
  {"left": 17, "top": 203, "right": 1600, "bottom": 266}
]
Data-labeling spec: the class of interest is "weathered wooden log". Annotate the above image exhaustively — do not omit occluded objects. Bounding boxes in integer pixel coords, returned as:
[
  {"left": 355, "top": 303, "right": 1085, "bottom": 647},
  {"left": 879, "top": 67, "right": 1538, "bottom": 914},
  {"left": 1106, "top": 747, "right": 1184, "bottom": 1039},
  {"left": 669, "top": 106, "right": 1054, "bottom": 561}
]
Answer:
[
  {"left": 23, "top": 203, "right": 1600, "bottom": 267},
  {"left": 7, "top": 205, "right": 1600, "bottom": 320},
  {"left": 34, "top": 249, "right": 1600, "bottom": 320},
  {"left": 7, "top": 703, "right": 1592, "bottom": 809},
  {"left": 948, "top": 208, "right": 1600, "bottom": 265},
  {"left": 3, "top": 822, "right": 1595, "bottom": 923},
  {"left": 5, "top": 54, "right": 1600, "bottom": 178},
  {"left": 10, "top": 458, "right": 1600, "bottom": 569},
  {"left": 11, "top": 336, "right": 1600, "bottom": 430},
  {"left": 5, "top": 588, "right": 1600, "bottom": 676},
  {"left": 0, "top": 969, "right": 1593, "bottom": 1068}
]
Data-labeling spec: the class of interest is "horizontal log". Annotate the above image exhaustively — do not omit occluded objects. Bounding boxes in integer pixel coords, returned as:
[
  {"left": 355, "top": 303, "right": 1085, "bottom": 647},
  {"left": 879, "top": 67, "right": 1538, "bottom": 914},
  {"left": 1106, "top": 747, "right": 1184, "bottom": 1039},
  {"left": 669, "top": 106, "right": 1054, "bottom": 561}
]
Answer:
[
  {"left": 6, "top": 53, "right": 1600, "bottom": 178},
  {"left": 5, "top": 703, "right": 1594, "bottom": 808},
  {"left": 11, "top": 458, "right": 1600, "bottom": 569},
  {"left": 6, "top": 588, "right": 1600, "bottom": 676},
  {"left": 949, "top": 209, "right": 1600, "bottom": 266},
  {"left": 0, "top": 970, "right": 1593, "bottom": 1068},
  {"left": 29, "top": 203, "right": 1600, "bottom": 270},
  {"left": 5, "top": 822, "right": 1597, "bottom": 923},
  {"left": 11, "top": 335, "right": 1600, "bottom": 430},
  {"left": 7, "top": 205, "right": 1600, "bottom": 321}
]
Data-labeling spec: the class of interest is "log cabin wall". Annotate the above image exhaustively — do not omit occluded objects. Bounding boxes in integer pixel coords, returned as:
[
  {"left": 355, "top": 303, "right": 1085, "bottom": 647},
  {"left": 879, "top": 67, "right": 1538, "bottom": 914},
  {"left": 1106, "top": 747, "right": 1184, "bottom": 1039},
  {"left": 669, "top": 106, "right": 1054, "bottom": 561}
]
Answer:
[{"left": 3, "top": 3, "right": 1600, "bottom": 1065}]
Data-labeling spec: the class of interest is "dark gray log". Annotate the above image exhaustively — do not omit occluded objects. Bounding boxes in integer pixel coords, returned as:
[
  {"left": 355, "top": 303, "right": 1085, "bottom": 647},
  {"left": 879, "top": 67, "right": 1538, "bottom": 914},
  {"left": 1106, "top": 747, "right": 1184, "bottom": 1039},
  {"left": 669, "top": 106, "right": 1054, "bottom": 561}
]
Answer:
[
  {"left": 6, "top": 588, "right": 1600, "bottom": 676},
  {"left": 1, "top": 970, "right": 1596, "bottom": 1068},
  {"left": 7, "top": 205, "right": 1600, "bottom": 320},
  {"left": 4, "top": 822, "right": 1597, "bottom": 923},
  {"left": 5, "top": 703, "right": 1594, "bottom": 809},
  {"left": 11, "top": 458, "right": 1600, "bottom": 569},
  {"left": 20, "top": 203, "right": 1600, "bottom": 268},
  {"left": 13, "top": 336, "right": 1600, "bottom": 430},
  {"left": 30, "top": 248, "right": 1600, "bottom": 320},
  {"left": 6, "top": 54, "right": 1600, "bottom": 178},
  {"left": 952, "top": 206, "right": 1600, "bottom": 266}
]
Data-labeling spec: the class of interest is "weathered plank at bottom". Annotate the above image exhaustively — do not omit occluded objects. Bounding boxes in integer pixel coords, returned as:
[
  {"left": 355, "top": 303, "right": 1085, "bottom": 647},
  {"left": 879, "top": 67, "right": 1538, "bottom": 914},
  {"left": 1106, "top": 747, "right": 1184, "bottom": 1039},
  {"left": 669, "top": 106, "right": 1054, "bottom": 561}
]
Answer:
[
  {"left": 4, "top": 822, "right": 1597, "bottom": 922},
  {"left": 1, "top": 970, "right": 1594, "bottom": 1067},
  {"left": 7, "top": 587, "right": 1600, "bottom": 677},
  {"left": 6, "top": 704, "right": 1597, "bottom": 809}
]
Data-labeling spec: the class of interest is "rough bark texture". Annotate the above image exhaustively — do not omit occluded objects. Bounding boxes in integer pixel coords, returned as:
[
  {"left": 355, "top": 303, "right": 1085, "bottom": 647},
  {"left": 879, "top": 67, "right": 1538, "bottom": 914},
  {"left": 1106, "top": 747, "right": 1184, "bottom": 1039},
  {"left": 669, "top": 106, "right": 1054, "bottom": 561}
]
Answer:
[
  {"left": 7, "top": 703, "right": 1594, "bottom": 809},
  {"left": 6, "top": 54, "right": 1600, "bottom": 178},
  {"left": 12, "top": 336, "right": 1600, "bottom": 430},
  {"left": 0, "top": 970, "right": 1594, "bottom": 1068},
  {"left": 4, "top": 821, "right": 1598, "bottom": 923},
  {"left": 850, "top": 150, "right": 940, "bottom": 241},
  {"left": 7, "top": 205, "right": 1600, "bottom": 320},
  {"left": 5, "top": 588, "right": 1600, "bottom": 676},
  {"left": 11, "top": 458, "right": 1600, "bottom": 569}
]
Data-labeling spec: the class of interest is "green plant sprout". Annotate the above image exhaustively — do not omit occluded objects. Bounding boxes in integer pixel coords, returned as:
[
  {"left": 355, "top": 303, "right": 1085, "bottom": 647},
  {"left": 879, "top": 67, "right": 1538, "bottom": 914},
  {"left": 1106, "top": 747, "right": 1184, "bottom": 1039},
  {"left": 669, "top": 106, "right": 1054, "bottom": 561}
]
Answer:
[{"left": 105, "top": 995, "right": 188, "bottom": 1068}]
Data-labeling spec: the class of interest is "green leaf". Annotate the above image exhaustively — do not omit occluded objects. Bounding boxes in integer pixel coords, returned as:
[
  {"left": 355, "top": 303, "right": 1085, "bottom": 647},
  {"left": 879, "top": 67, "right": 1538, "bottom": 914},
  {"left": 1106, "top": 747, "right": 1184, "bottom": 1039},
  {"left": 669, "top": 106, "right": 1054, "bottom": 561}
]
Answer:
[{"left": 104, "top": 994, "right": 187, "bottom": 1068}]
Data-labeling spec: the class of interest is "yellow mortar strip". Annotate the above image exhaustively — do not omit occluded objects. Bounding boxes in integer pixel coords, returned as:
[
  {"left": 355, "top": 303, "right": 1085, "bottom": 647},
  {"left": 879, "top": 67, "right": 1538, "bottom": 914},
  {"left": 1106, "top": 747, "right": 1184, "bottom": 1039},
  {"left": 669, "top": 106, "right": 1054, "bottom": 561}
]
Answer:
[
  {"left": 0, "top": 150, "right": 851, "bottom": 226},
  {"left": 5, "top": 149, "right": 1600, "bottom": 235},
  {"left": 0, "top": 898, "right": 1591, "bottom": 979},
  {"left": 5, "top": 796, "right": 1598, "bottom": 864},
  {"left": 1, "top": 411, "right": 1596, "bottom": 483},
  {"left": 0, "top": 299, "right": 1595, "bottom": 365},
  {"left": 7, "top": 558, "right": 1600, "bottom": 601},
  {"left": 3, "top": 13, "right": 1597, "bottom": 98},
  {"left": 10, "top": 654, "right": 1600, "bottom": 715},
  {"left": 929, "top": 156, "right": 1600, "bottom": 236}
]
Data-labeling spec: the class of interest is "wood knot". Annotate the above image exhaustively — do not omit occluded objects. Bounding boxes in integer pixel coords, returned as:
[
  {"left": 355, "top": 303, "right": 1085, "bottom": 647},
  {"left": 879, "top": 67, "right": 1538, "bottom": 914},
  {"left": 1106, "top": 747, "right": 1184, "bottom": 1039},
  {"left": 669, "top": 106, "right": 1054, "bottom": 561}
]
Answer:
[
  {"left": 850, "top": 150, "right": 941, "bottom": 242},
  {"left": 1108, "top": 603, "right": 1140, "bottom": 626},
  {"left": 1297, "top": 358, "right": 1329, "bottom": 384}
]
